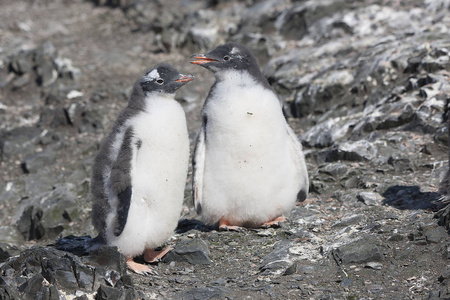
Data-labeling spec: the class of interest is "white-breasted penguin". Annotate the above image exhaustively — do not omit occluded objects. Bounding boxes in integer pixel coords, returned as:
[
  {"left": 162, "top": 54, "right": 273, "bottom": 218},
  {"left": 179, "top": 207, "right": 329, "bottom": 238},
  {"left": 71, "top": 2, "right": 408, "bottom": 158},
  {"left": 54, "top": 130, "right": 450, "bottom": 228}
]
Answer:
[
  {"left": 190, "top": 42, "right": 309, "bottom": 230},
  {"left": 91, "top": 64, "right": 193, "bottom": 275}
]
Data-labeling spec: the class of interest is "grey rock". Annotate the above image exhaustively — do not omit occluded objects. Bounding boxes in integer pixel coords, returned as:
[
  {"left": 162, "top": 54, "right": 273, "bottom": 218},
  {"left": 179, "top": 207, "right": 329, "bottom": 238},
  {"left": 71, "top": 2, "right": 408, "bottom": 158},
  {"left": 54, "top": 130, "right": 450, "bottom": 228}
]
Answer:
[
  {"left": 332, "top": 236, "right": 382, "bottom": 264},
  {"left": 54, "top": 57, "right": 81, "bottom": 81},
  {"left": 163, "top": 239, "right": 211, "bottom": 265},
  {"left": 387, "top": 156, "right": 416, "bottom": 173},
  {"left": 83, "top": 245, "right": 128, "bottom": 278},
  {"left": 17, "top": 183, "right": 80, "bottom": 241},
  {"left": 301, "top": 118, "right": 354, "bottom": 148},
  {"left": 78, "top": 109, "right": 106, "bottom": 133},
  {"left": 38, "top": 107, "right": 70, "bottom": 128},
  {"left": 439, "top": 266, "right": 450, "bottom": 282},
  {"left": 294, "top": 70, "right": 354, "bottom": 118},
  {"left": 332, "top": 214, "right": 367, "bottom": 228},
  {"left": 260, "top": 240, "right": 294, "bottom": 275},
  {"left": 0, "top": 127, "right": 43, "bottom": 161},
  {"left": 387, "top": 234, "right": 404, "bottom": 242},
  {"left": 12, "top": 73, "right": 30, "bottom": 89},
  {"left": 327, "top": 140, "right": 377, "bottom": 162},
  {"left": 424, "top": 226, "right": 448, "bottom": 244},
  {"left": 357, "top": 192, "right": 383, "bottom": 206},
  {"left": 35, "top": 54, "right": 57, "bottom": 87},
  {"left": 10, "top": 51, "right": 33, "bottom": 75},
  {"left": 22, "top": 150, "right": 57, "bottom": 173},
  {"left": 365, "top": 262, "right": 382, "bottom": 270},
  {"left": 320, "top": 162, "right": 348, "bottom": 177}
]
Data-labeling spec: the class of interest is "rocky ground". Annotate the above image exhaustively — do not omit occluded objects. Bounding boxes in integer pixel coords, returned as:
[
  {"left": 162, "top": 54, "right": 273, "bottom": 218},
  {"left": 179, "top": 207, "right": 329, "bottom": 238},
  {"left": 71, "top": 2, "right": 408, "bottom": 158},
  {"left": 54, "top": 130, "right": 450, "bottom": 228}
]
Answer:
[{"left": 0, "top": 0, "right": 450, "bottom": 299}]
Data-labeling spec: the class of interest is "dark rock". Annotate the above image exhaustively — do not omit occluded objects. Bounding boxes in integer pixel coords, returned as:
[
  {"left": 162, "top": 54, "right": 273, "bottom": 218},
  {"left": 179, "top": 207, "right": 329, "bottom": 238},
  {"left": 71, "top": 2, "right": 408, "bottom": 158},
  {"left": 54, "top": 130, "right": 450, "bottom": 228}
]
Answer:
[
  {"left": 54, "top": 235, "right": 101, "bottom": 256},
  {"left": 331, "top": 236, "right": 382, "bottom": 265},
  {"left": 0, "top": 246, "right": 133, "bottom": 299},
  {"left": 0, "top": 242, "right": 20, "bottom": 262},
  {"left": 17, "top": 205, "right": 46, "bottom": 241},
  {"left": 179, "top": 286, "right": 230, "bottom": 300},
  {"left": 382, "top": 185, "right": 439, "bottom": 210},
  {"left": 163, "top": 239, "right": 211, "bottom": 265},
  {"left": 96, "top": 284, "right": 136, "bottom": 300},
  {"left": 436, "top": 203, "right": 450, "bottom": 230},
  {"left": 176, "top": 219, "right": 215, "bottom": 234}
]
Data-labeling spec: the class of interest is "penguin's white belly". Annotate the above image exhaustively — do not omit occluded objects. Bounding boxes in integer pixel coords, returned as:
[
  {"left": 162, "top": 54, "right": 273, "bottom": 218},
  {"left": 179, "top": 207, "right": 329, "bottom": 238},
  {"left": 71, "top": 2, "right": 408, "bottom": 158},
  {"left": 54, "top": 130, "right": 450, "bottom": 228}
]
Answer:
[
  {"left": 202, "top": 86, "right": 301, "bottom": 226},
  {"left": 109, "top": 99, "right": 189, "bottom": 257}
]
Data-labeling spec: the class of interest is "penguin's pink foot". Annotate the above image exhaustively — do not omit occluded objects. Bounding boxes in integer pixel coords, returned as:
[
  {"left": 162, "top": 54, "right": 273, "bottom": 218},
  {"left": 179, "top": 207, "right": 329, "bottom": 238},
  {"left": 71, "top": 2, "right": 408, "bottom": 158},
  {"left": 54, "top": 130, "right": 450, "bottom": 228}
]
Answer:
[
  {"left": 144, "top": 245, "right": 173, "bottom": 263},
  {"left": 219, "top": 218, "right": 245, "bottom": 231},
  {"left": 126, "top": 257, "right": 157, "bottom": 276},
  {"left": 261, "top": 215, "right": 287, "bottom": 228}
]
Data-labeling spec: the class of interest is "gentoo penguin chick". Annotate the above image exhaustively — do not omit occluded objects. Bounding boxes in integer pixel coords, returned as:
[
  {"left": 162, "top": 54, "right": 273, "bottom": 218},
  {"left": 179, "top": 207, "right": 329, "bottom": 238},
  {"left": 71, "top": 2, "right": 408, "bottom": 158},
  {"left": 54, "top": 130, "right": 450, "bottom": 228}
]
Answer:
[
  {"left": 190, "top": 42, "right": 309, "bottom": 230},
  {"left": 91, "top": 64, "right": 193, "bottom": 275}
]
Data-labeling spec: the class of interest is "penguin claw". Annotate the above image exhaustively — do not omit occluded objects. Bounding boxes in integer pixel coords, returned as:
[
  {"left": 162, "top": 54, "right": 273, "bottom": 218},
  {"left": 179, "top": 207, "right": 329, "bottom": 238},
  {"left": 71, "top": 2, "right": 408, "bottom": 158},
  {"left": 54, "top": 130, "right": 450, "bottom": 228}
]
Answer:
[
  {"left": 126, "top": 258, "right": 156, "bottom": 276},
  {"left": 261, "top": 215, "right": 287, "bottom": 228},
  {"left": 144, "top": 245, "right": 174, "bottom": 263},
  {"left": 218, "top": 218, "right": 245, "bottom": 231},
  {"left": 219, "top": 224, "right": 245, "bottom": 231}
]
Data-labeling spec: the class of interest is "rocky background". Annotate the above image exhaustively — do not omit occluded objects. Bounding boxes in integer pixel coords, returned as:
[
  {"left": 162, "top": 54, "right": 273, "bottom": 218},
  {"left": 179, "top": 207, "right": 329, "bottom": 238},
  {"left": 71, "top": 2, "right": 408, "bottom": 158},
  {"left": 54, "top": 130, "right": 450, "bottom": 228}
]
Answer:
[{"left": 0, "top": 0, "right": 449, "bottom": 298}]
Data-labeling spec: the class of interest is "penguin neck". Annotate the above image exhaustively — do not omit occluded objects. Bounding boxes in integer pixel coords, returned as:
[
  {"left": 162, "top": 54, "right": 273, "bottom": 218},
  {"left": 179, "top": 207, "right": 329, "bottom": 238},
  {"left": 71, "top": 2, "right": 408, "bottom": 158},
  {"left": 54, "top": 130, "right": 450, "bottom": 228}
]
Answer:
[
  {"left": 215, "top": 70, "right": 257, "bottom": 88},
  {"left": 128, "top": 91, "right": 175, "bottom": 112},
  {"left": 215, "top": 69, "right": 271, "bottom": 90}
]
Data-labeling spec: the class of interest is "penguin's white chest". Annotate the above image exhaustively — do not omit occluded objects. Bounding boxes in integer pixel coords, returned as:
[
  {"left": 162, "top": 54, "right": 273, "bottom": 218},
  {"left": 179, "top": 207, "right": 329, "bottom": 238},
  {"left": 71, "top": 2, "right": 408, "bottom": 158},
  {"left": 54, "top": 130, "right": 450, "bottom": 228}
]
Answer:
[
  {"left": 109, "top": 96, "right": 189, "bottom": 257},
  {"left": 201, "top": 81, "right": 301, "bottom": 226},
  {"left": 131, "top": 99, "right": 189, "bottom": 198}
]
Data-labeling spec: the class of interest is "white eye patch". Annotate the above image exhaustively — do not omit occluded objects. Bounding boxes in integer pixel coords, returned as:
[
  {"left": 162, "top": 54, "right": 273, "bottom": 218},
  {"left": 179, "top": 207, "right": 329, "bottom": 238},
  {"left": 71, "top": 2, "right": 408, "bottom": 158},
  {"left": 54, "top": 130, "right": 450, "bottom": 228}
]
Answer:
[
  {"left": 143, "top": 69, "right": 160, "bottom": 82},
  {"left": 230, "top": 47, "right": 240, "bottom": 55}
]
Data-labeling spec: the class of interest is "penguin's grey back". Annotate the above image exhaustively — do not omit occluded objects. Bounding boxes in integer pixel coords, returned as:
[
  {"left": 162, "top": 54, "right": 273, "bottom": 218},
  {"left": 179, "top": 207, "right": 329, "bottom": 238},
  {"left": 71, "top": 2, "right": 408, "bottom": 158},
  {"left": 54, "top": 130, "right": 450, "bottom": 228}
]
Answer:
[{"left": 91, "top": 80, "right": 146, "bottom": 236}]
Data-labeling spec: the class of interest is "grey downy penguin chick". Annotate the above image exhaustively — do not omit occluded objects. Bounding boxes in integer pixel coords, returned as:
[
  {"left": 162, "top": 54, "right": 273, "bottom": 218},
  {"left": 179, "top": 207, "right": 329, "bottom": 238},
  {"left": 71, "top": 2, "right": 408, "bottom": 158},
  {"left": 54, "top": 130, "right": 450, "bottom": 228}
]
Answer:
[
  {"left": 91, "top": 64, "right": 193, "bottom": 275},
  {"left": 191, "top": 42, "right": 308, "bottom": 230}
]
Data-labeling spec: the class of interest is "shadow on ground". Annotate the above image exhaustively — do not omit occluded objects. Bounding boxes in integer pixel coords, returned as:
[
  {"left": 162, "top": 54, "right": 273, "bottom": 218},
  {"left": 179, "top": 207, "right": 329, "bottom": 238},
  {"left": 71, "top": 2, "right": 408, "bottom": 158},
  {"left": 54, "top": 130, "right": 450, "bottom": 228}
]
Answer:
[{"left": 382, "top": 185, "right": 441, "bottom": 211}]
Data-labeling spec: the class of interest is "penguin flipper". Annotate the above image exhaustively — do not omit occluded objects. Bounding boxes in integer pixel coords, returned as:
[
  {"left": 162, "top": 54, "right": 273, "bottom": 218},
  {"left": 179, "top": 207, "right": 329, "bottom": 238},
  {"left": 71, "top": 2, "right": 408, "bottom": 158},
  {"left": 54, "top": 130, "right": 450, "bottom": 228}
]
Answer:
[
  {"left": 286, "top": 124, "right": 309, "bottom": 201},
  {"left": 110, "top": 127, "right": 135, "bottom": 236},
  {"left": 192, "top": 124, "right": 206, "bottom": 215}
]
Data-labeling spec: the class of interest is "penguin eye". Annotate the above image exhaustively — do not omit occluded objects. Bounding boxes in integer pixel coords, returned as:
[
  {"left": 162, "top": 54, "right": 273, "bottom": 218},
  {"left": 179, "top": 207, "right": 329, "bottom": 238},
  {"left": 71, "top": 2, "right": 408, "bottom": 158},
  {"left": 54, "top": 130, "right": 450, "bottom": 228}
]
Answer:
[
  {"left": 223, "top": 55, "right": 230, "bottom": 61},
  {"left": 156, "top": 79, "right": 164, "bottom": 85}
]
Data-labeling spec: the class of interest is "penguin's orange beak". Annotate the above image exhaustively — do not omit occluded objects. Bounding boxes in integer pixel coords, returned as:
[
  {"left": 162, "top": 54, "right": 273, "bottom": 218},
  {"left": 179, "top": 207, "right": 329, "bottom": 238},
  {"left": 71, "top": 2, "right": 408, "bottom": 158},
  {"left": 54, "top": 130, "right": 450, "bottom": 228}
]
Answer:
[
  {"left": 190, "top": 55, "right": 219, "bottom": 65},
  {"left": 175, "top": 74, "right": 195, "bottom": 83}
]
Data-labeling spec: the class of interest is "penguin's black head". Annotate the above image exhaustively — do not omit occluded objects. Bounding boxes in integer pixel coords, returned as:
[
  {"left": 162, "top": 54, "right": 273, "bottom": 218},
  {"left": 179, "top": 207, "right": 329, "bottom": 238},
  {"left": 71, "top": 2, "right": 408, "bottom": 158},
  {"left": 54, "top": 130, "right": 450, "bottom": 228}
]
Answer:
[
  {"left": 190, "top": 42, "right": 259, "bottom": 74},
  {"left": 141, "top": 63, "right": 194, "bottom": 94}
]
